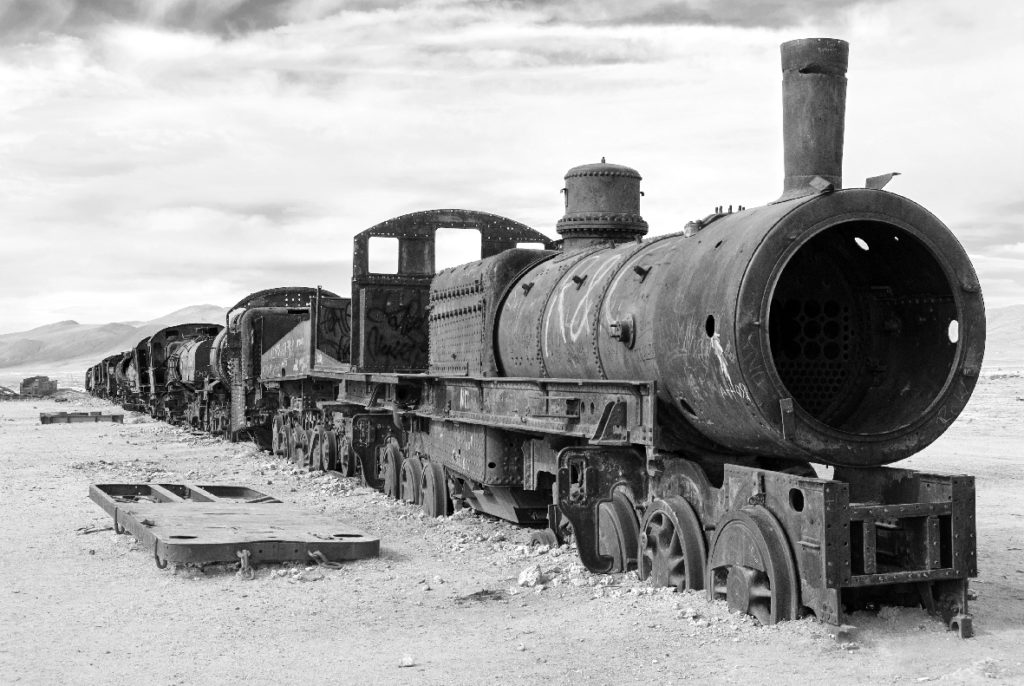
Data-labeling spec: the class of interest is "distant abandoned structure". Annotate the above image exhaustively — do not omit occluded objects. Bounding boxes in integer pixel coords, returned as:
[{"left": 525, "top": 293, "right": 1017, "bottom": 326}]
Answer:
[{"left": 20, "top": 376, "right": 58, "bottom": 398}]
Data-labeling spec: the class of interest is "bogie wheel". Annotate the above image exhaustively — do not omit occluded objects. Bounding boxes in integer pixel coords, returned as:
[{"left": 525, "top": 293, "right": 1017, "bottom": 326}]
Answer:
[
  {"left": 399, "top": 456, "right": 423, "bottom": 505},
  {"left": 289, "top": 425, "right": 306, "bottom": 464},
  {"left": 306, "top": 429, "right": 321, "bottom": 470},
  {"left": 420, "top": 461, "right": 452, "bottom": 518},
  {"left": 638, "top": 496, "right": 706, "bottom": 591},
  {"left": 271, "top": 415, "right": 286, "bottom": 456},
  {"left": 321, "top": 430, "right": 338, "bottom": 471},
  {"left": 706, "top": 507, "right": 799, "bottom": 625},
  {"left": 597, "top": 491, "right": 640, "bottom": 573},
  {"left": 284, "top": 426, "right": 295, "bottom": 462},
  {"left": 336, "top": 436, "right": 355, "bottom": 477},
  {"left": 381, "top": 439, "right": 403, "bottom": 499}
]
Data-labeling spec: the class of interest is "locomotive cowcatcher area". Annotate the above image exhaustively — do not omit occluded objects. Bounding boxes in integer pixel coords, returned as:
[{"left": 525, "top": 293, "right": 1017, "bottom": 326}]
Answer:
[{"left": 2, "top": 383, "right": 1022, "bottom": 685}]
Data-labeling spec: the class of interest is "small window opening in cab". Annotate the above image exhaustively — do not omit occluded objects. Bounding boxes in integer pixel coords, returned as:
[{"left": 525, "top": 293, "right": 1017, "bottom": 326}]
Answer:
[
  {"left": 368, "top": 236, "right": 399, "bottom": 274},
  {"left": 435, "top": 228, "right": 481, "bottom": 272}
]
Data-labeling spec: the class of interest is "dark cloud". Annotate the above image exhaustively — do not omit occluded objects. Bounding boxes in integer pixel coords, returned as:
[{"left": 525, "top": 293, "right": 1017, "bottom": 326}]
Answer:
[
  {"left": 0, "top": 0, "right": 895, "bottom": 45},
  {"left": 493, "top": 0, "right": 892, "bottom": 29},
  {"left": 0, "top": 0, "right": 311, "bottom": 43},
  {"left": 614, "top": 1, "right": 846, "bottom": 28}
]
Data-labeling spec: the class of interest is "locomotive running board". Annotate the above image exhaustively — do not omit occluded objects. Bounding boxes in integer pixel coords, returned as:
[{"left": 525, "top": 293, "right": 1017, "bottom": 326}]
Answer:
[
  {"left": 89, "top": 483, "right": 380, "bottom": 569},
  {"left": 41, "top": 411, "right": 124, "bottom": 424}
]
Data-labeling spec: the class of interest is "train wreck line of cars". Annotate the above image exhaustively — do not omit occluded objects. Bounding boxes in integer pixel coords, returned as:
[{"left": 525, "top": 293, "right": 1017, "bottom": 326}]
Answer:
[{"left": 85, "top": 38, "right": 984, "bottom": 637}]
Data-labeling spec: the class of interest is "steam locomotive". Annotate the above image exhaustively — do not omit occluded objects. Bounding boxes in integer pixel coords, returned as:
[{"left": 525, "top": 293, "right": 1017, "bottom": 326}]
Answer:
[{"left": 87, "top": 38, "right": 983, "bottom": 636}]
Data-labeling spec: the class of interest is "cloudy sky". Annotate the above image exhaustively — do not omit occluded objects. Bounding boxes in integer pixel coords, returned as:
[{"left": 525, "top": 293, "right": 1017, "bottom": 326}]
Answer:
[{"left": 1, "top": 0, "right": 1021, "bottom": 333}]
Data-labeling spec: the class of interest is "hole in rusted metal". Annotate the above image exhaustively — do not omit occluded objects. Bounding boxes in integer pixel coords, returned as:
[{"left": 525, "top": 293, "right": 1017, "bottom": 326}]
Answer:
[
  {"left": 169, "top": 535, "right": 197, "bottom": 539},
  {"left": 768, "top": 220, "right": 956, "bottom": 434},
  {"left": 789, "top": 489, "right": 804, "bottom": 512},
  {"left": 705, "top": 315, "right": 716, "bottom": 338},
  {"left": 947, "top": 320, "right": 959, "bottom": 344},
  {"left": 854, "top": 236, "right": 869, "bottom": 251}
]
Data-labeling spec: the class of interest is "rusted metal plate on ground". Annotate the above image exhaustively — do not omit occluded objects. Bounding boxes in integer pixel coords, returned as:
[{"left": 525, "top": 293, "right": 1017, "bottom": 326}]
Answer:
[
  {"left": 89, "top": 483, "right": 379, "bottom": 567},
  {"left": 41, "top": 411, "right": 124, "bottom": 424}
]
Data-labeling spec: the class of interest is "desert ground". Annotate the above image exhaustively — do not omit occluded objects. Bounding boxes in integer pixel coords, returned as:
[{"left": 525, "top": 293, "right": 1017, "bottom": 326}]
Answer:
[{"left": 1, "top": 377, "right": 1023, "bottom": 685}]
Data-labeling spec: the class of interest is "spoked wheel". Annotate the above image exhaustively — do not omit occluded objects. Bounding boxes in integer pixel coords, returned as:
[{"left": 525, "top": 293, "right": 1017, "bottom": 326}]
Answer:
[
  {"left": 597, "top": 491, "right": 639, "bottom": 573},
  {"left": 399, "top": 456, "right": 423, "bottom": 505},
  {"left": 336, "top": 435, "right": 355, "bottom": 477},
  {"left": 288, "top": 426, "right": 306, "bottom": 464},
  {"left": 381, "top": 439, "right": 403, "bottom": 499},
  {"left": 306, "top": 429, "right": 322, "bottom": 470},
  {"left": 321, "top": 430, "right": 338, "bottom": 471},
  {"left": 638, "top": 496, "right": 706, "bottom": 591},
  {"left": 271, "top": 415, "right": 286, "bottom": 456},
  {"left": 284, "top": 426, "right": 295, "bottom": 461},
  {"left": 420, "top": 461, "right": 452, "bottom": 518},
  {"left": 706, "top": 507, "right": 799, "bottom": 625}
]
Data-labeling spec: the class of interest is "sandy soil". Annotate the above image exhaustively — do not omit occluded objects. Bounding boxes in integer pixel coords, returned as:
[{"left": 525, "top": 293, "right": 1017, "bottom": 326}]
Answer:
[{"left": 1, "top": 379, "right": 1023, "bottom": 685}]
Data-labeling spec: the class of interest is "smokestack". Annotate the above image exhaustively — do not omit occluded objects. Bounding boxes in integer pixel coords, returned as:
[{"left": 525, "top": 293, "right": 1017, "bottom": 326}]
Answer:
[{"left": 780, "top": 38, "right": 849, "bottom": 200}]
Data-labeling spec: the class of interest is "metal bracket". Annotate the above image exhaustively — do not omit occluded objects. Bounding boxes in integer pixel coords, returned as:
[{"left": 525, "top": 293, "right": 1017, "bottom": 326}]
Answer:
[
  {"left": 556, "top": 446, "right": 644, "bottom": 573},
  {"left": 779, "top": 397, "right": 795, "bottom": 439}
]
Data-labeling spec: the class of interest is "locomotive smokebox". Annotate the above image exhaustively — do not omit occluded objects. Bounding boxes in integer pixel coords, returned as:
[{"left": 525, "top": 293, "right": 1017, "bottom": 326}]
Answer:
[
  {"left": 498, "top": 37, "right": 986, "bottom": 467},
  {"left": 780, "top": 38, "right": 848, "bottom": 200},
  {"left": 556, "top": 160, "right": 648, "bottom": 250}
]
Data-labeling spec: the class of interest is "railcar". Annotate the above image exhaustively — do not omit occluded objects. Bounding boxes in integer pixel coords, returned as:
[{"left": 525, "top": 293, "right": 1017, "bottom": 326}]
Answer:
[
  {"left": 141, "top": 323, "right": 224, "bottom": 422},
  {"left": 84, "top": 38, "right": 983, "bottom": 636}
]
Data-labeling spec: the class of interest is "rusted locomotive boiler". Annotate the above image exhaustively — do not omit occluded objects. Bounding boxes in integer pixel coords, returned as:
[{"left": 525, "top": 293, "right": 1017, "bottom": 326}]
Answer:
[
  {"left": 317, "top": 38, "right": 982, "bottom": 634},
  {"left": 86, "top": 325, "right": 223, "bottom": 421},
  {"left": 190, "top": 287, "right": 347, "bottom": 441}
]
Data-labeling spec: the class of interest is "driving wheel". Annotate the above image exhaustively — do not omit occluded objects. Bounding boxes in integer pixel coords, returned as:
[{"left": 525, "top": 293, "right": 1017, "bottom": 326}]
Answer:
[
  {"left": 321, "top": 430, "right": 338, "bottom": 471},
  {"left": 288, "top": 425, "right": 306, "bottom": 464},
  {"left": 399, "top": 456, "right": 423, "bottom": 504},
  {"left": 271, "top": 415, "right": 286, "bottom": 456},
  {"left": 597, "top": 491, "right": 639, "bottom": 573},
  {"left": 306, "top": 429, "right": 322, "bottom": 470},
  {"left": 381, "top": 439, "right": 403, "bottom": 499},
  {"left": 638, "top": 496, "right": 706, "bottom": 591},
  {"left": 420, "top": 461, "right": 452, "bottom": 518},
  {"left": 706, "top": 507, "right": 799, "bottom": 625},
  {"left": 336, "top": 435, "right": 355, "bottom": 477}
]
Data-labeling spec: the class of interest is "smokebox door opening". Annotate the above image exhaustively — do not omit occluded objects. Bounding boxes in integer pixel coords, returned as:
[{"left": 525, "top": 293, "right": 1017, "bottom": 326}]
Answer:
[{"left": 768, "top": 220, "right": 957, "bottom": 435}]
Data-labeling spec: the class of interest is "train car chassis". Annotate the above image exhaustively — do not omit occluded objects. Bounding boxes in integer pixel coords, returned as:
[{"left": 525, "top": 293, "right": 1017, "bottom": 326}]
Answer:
[{"left": 276, "top": 369, "right": 975, "bottom": 637}]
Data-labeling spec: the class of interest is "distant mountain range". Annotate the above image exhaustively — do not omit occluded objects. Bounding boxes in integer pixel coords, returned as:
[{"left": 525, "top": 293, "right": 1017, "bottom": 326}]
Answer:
[
  {"left": 0, "top": 305, "right": 229, "bottom": 373},
  {"left": 983, "top": 304, "right": 1024, "bottom": 369},
  {"left": 0, "top": 303, "right": 1020, "bottom": 389}
]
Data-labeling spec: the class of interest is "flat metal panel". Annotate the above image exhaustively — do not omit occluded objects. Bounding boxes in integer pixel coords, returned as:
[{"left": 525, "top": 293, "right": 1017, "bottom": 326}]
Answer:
[{"left": 90, "top": 483, "right": 379, "bottom": 565}]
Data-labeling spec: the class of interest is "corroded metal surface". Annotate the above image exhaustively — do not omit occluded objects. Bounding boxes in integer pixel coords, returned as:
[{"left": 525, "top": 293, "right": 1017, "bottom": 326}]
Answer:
[
  {"left": 19, "top": 376, "right": 58, "bottom": 397},
  {"left": 350, "top": 209, "right": 554, "bottom": 373},
  {"left": 90, "top": 483, "right": 379, "bottom": 566},
  {"left": 40, "top": 411, "right": 123, "bottom": 424}
]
